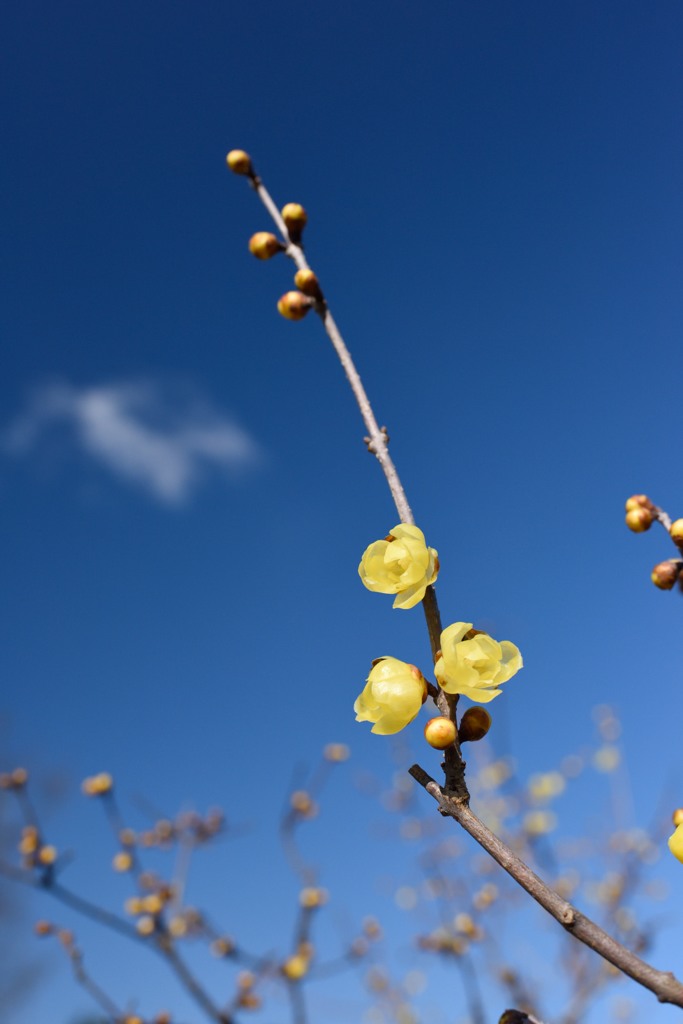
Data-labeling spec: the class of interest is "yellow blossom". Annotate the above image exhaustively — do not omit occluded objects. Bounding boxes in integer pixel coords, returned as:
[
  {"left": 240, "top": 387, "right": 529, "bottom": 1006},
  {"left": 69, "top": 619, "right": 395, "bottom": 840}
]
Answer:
[
  {"left": 435, "top": 623, "right": 522, "bottom": 702},
  {"left": 668, "top": 823, "right": 683, "bottom": 864},
  {"left": 358, "top": 524, "right": 438, "bottom": 609},
  {"left": 354, "top": 657, "right": 427, "bottom": 735}
]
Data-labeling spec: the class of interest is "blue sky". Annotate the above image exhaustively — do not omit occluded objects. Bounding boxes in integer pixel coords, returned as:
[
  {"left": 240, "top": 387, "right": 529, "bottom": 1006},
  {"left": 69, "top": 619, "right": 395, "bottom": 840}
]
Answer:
[{"left": 2, "top": 2, "right": 683, "bottom": 1022}]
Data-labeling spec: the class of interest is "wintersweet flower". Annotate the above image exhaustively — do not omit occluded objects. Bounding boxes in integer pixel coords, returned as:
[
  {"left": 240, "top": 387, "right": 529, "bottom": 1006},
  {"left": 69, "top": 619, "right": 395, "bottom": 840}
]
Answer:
[
  {"left": 435, "top": 623, "right": 522, "bottom": 703},
  {"left": 354, "top": 657, "right": 427, "bottom": 735},
  {"left": 358, "top": 524, "right": 438, "bottom": 609},
  {"left": 669, "top": 823, "right": 683, "bottom": 864}
]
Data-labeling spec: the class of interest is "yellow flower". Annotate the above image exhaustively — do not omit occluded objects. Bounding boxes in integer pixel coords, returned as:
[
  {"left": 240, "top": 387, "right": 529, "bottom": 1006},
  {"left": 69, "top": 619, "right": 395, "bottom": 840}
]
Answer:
[
  {"left": 354, "top": 657, "right": 427, "bottom": 735},
  {"left": 359, "top": 524, "right": 438, "bottom": 609},
  {"left": 668, "top": 823, "right": 683, "bottom": 863},
  {"left": 435, "top": 623, "right": 522, "bottom": 702}
]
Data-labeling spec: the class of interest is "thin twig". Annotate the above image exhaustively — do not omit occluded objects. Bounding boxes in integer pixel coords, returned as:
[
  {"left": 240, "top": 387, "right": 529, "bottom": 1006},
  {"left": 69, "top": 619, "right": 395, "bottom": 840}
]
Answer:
[{"left": 409, "top": 764, "right": 683, "bottom": 1009}]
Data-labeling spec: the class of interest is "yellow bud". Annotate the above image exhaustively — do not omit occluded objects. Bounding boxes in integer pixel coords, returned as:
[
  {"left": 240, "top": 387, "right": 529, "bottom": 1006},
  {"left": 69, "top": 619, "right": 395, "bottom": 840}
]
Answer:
[
  {"left": 277, "top": 291, "right": 312, "bottom": 321},
  {"left": 625, "top": 494, "right": 653, "bottom": 511},
  {"left": 38, "top": 845, "right": 57, "bottom": 866},
  {"left": 113, "top": 851, "right": 133, "bottom": 872},
  {"left": 670, "top": 519, "right": 683, "bottom": 544},
  {"left": 290, "top": 790, "right": 314, "bottom": 814},
  {"left": 625, "top": 507, "right": 653, "bottom": 532},
  {"left": 423, "top": 717, "right": 456, "bottom": 750},
  {"left": 168, "top": 916, "right": 188, "bottom": 937},
  {"left": 458, "top": 706, "right": 492, "bottom": 743},
  {"left": 651, "top": 560, "right": 681, "bottom": 590},
  {"left": 324, "top": 743, "right": 350, "bottom": 762},
  {"left": 248, "top": 232, "right": 282, "bottom": 260},
  {"left": 299, "top": 887, "right": 327, "bottom": 908},
  {"left": 281, "top": 203, "right": 307, "bottom": 230},
  {"left": 226, "top": 150, "right": 252, "bottom": 175},
  {"left": 673, "top": 808, "right": 683, "bottom": 827},
  {"left": 294, "top": 268, "right": 322, "bottom": 299},
  {"left": 11, "top": 767, "right": 28, "bottom": 787},
  {"left": 142, "top": 894, "right": 164, "bottom": 915},
  {"left": 124, "top": 1017, "right": 144, "bottom": 1024},
  {"left": 124, "top": 897, "right": 143, "bottom": 916},
  {"left": 19, "top": 827, "right": 39, "bottom": 855},
  {"left": 136, "top": 915, "right": 156, "bottom": 936},
  {"left": 282, "top": 953, "right": 310, "bottom": 981}
]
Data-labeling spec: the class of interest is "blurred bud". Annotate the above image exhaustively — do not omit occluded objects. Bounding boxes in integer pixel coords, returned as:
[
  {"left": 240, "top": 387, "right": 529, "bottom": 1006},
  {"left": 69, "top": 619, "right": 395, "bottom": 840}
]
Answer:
[
  {"left": 625, "top": 507, "right": 654, "bottom": 532},
  {"left": 113, "top": 851, "right": 133, "bottom": 872},
  {"left": 423, "top": 717, "right": 456, "bottom": 750},
  {"left": 82, "top": 772, "right": 113, "bottom": 796},
  {"left": 1, "top": 768, "right": 28, "bottom": 789},
  {"left": 155, "top": 1013, "right": 172, "bottom": 1024},
  {"left": 281, "top": 203, "right": 307, "bottom": 242},
  {"left": 211, "top": 936, "right": 236, "bottom": 958},
  {"left": 670, "top": 519, "right": 683, "bottom": 545},
  {"left": 458, "top": 706, "right": 492, "bottom": 743},
  {"left": 142, "top": 894, "right": 164, "bottom": 915},
  {"left": 363, "top": 916, "right": 382, "bottom": 939},
  {"left": 290, "top": 790, "right": 314, "bottom": 815},
  {"left": 37, "top": 845, "right": 57, "bottom": 866},
  {"left": 226, "top": 150, "right": 252, "bottom": 175},
  {"left": 237, "top": 992, "right": 261, "bottom": 1010},
  {"left": 651, "top": 560, "right": 681, "bottom": 590},
  {"left": 294, "top": 268, "right": 323, "bottom": 299},
  {"left": 168, "top": 916, "right": 188, "bottom": 938},
  {"left": 324, "top": 743, "right": 350, "bottom": 762},
  {"left": 34, "top": 920, "right": 53, "bottom": 936},
  {"left": 237, "top": 971, "right": 256, "bottom": 989},
  {"left": 119, "top": 828, "right": 136, "bottom": 847},
  {"left": 124, "top": 1017, "right": 144, "bottom": 1024},
  {"left": 57, "top": 929, "right": 74, "bottom": 948},
  {"left": 282, "top": 953, "right": 310, "bottom": 981},
  {"left": 136, "top": 915, "right": 156, "bottom": 936},
  {"left": 625, "top": 494, "right": 653, "bottom": 511},
  {"left": 673, "top": 808, "right": 683, "bottom": 827},
  {"left": 299, "top": 887, "right": 327, "bottom": 908},
  {"left": 125, "top": 897, "right": 143, "bottom": 916},
  {"left": 19, "top": 826, "right": 39, "bottom": 855},
  {"left": 277, "top": 291, "right": 312, "bottom": 321},
  {"left": 248, "top": 232, "right": 282, "bottom": 260}
]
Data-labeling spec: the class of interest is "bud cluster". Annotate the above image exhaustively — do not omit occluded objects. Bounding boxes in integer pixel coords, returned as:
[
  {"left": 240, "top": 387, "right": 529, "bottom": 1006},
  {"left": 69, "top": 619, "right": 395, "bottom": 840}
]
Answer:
[{"left": 624, "top": 495, "right": 683, "bottom": 592}]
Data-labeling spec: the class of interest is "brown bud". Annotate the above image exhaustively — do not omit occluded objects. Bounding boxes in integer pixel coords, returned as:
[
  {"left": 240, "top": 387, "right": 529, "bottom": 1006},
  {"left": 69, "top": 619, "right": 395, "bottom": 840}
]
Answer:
[
  {"left": 670, "top": 519, "right": 683, "bottom": 545},
  {"left": 625, "top": 494, "right": 653, "bottom": 512},
  {"left": 281, "top": 203, "right": 307, "bottom": 242},
  {"left": 34, "top": 920, "right": 53, "bottom": 937},
  {"left": 277, "top": 291, "right": 312, "bottom": 321},
  {"left": 248, "top": 232, "right": 282, "bottom": 260},
  {"left": 423, "top": 717, "right": 456, "bottom": 750},
  {"left": 226, "top": 150, "right": 252, "bottom": 175},
  {"left": 458, "top": 706, "right": 492, "bottom": 743},
  {"left": 651, "top": 560, "right": 681, "bottom": 590},
  {"left": 625, "top": 507, "right": 653, "bottom": 532},
  {"left": 294, "top": 268, "right": 322, "bottom": 299}
]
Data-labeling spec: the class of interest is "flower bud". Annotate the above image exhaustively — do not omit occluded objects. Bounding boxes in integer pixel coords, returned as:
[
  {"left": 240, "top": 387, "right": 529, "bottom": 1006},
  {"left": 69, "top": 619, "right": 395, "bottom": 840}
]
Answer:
[
  {"left": 211, "top": 936, "right": 236, "bottom": 958},
  {"left": 281, "top": 203, "right": 307, "bottom": 242},
  {"left": 651, "top": 560, "right": 681, "bottom": 590},
  {"left": 625, "top": 494, "right": 653, "bottom": 512},
  {"left": 458, "top": 706, "right": 492, "bottom": 743},
  {"left": 281, "top": 953, "right": 310, "bottom": 981},
  {"left": 670, "top": 519, "right": 683, "bottom": 545},
  {"left": 38, "top": 845, "right": 57, "bottom": 866},
  {"left": 34, "top": 920, "right": 53, "bottom": 936},
  {"left": 673, "top": 808, "right": 683, "bottom": 827},
  {"left": 324, "top": 743, "right": 350, "bottom": 762},
  {"left": 248, "top": 232, "right": 282, "bottom": 260},
  {"left": 294, "top": 268, "right": 323, "bottom": 299},
  {"left": 136, "top": 915, "right": 156, "bottom": 936},
  {"left": 423, "top": 717, "right": 456, "bottom": 750},
  {"left": 625, "top": 507, "right": 653, "bottom": 532},
  {"left": 226, "top": 150, "right": 252, "bottom": 175},
  {"left": 113, "top": 851, "right": 133, "bottom": 872},
  {"left": 277, "top": 291, "right": 312, "bottom": 321}
]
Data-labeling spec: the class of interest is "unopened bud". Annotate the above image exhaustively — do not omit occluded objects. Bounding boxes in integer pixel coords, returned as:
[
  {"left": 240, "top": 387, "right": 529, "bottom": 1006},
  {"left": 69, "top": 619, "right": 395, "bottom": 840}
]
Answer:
[
  {"left": 294, "top": 269, "right": 322, "bottom": 299},
  {"left": 277, "top": 291, "right": 312, "bottom": 321},
  {"left": 651, "top": 560, "right": 681, "bottom": 590},
  {"left": 625, "top": 494, "right": 653, "bottom": 512},
  {"left": 670, "top": 519, "right": 683, "bottom": 545},
  {"left": 38, "top": 845, "right": 57, "bottom": 866},
  {"left": 248, "top": 232, "right": 282, "bottom": 260},
  {"left": 673, "top": 808, "right": 683, "bottom": 827},
  {"left": 34, "top": 920, "right": 53, "bottom": 936},
  {"left": 281, "top": 203, "right": 307, "bottom": 242},
  {"left": 324, "top": 743, "right": 350, "bottom": 762},
  {"left": 226, "top": 150, "right": 252, "bottom": 175},
  {"left": 458, "top": 706, "right": 492, "bottom": 743},
  {"left": 423, "top": 717, "right": 456, "bottom": 750},
  {"left": 113, "top": 851, "right": 133, "bottom": 872},
  {"left": 281, "top": 953, "right": 310, "bottom": 981},
  {"left": 625, "top": 507, "right": 653, "bottom": 532}
]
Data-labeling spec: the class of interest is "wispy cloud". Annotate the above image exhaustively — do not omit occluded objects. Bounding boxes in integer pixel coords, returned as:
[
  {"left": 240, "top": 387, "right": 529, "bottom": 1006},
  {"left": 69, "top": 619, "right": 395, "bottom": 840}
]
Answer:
[{"left": 2, "top": 380, "right": 261, "bottom": 503}]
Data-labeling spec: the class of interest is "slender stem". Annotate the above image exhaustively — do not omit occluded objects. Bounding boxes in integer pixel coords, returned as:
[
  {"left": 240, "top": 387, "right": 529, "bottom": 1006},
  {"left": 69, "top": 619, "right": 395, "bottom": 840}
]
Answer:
[{"left": 408, "top": 764, "right": 683, "bottom": 1009}]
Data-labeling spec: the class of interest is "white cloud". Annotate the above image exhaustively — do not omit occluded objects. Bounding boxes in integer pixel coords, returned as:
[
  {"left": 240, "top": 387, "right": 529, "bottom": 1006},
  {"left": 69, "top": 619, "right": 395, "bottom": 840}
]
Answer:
[{"left": 2, "top": 380, "right": 261, "bottom": 503}]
